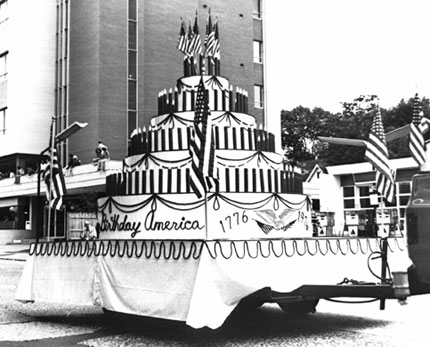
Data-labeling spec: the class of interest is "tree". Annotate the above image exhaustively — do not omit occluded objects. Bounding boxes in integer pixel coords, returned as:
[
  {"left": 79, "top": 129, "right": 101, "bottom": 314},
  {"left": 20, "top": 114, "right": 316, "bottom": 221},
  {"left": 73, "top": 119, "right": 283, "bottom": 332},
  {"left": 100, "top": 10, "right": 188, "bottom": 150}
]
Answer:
[
  {"left": 316, "top": 95, "right": 378, "bottom": 165},
  {"left": 280, "top": 95, "right": 430, "bottom": 167},
  {"left": 385, "top": 96, "right": 430, "bottom": 159},
  {"left": 280, "top": 106, "right": 334, "bottom": 165}
]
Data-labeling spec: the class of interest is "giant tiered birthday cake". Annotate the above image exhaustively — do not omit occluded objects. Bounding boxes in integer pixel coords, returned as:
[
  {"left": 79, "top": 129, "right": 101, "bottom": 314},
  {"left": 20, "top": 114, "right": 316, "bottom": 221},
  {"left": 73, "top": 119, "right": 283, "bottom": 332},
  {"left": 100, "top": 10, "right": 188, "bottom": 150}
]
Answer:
[
  {"left": 97, "top": 73, "right": 311, "bottom": 241},
  {"left": 17, "top": 14, "right": 409, "bottom": 330}
]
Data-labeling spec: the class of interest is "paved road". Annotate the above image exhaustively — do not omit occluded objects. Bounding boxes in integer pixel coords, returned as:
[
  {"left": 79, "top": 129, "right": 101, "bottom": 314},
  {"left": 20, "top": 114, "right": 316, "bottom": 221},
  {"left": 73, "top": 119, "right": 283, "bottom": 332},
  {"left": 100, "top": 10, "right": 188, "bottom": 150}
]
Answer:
[
  {"left": 0, "top": 251, "right": 429, "bottom": 346},
  {"left": 0, "top": 243, "right": 30, "bottom": 261}
]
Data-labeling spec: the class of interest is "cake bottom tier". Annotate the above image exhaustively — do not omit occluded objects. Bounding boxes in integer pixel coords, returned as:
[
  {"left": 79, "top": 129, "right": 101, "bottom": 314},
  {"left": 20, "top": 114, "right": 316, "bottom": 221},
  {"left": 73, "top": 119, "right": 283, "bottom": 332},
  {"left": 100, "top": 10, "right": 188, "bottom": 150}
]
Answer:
[{"left": 16, "top": 238, "right": 409, "bottom": 329}]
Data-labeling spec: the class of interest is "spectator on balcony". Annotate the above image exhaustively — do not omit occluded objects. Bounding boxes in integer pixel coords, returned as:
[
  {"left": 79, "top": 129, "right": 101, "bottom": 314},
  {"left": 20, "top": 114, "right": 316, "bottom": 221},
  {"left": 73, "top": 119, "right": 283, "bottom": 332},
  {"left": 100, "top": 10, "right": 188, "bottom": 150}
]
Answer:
[
  {"left": 17, "top": 166, "right": 25, "bottom": 176},
  {"left": 97, "top": 141, "right": 110, "bottom": 160},
  {"left": 94, "top": 141, "right": 110, "bottom": 170},
  {"left": 65, "top": 154, "right": 81, "bottom": 175}
]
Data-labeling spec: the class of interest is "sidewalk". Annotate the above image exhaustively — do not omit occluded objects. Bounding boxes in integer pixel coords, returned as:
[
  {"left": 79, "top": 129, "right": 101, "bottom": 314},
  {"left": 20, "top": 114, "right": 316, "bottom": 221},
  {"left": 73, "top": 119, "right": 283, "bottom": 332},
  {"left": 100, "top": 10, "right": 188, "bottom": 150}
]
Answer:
[{"left": 0, "top": 242, "right": 31, "bottom": 261}]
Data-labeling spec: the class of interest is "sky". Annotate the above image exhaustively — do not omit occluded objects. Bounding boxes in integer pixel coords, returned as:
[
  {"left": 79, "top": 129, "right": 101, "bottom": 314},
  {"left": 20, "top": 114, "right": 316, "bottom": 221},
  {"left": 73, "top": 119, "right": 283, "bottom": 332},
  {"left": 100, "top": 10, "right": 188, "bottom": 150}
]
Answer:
[{"left": 264, "top": 0, "right": 430, "bottom": 118}]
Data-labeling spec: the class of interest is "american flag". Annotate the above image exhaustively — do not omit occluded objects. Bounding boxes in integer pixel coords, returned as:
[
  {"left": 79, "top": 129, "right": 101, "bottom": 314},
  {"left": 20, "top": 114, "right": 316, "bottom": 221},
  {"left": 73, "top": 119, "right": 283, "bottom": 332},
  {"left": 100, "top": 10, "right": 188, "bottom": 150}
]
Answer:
[
  {"left": 409, "top": 93, "right": 426, "bottom": 165},
  {"left": 365, "top": 106, "right": 395, "bottom": 202},
  {"left": 177, "top": 19, "right": 188, "bottom": 54},
  {"left": 375, "top": 169, "right": 396, "bottom": 204},
  {"left": 187, "top": 13, "right": 202, "bottom": 56},
  {"left": 205, "top": 15, "right": 216, "bottom": 57},
  {"left": 204, "top": 10, "right": 212, "bottom": 47},
  {"left": 212, "top": 19, "right": 220, "bottom": 59},
  {"left": 185, "top": 22, "right": 195, "bottom": 57},
  {"left": 43, "top": 147, "right": 67, "bottom": 210},
  {"left": 189, "top": 77, "right": 217, "bottom": 198}
]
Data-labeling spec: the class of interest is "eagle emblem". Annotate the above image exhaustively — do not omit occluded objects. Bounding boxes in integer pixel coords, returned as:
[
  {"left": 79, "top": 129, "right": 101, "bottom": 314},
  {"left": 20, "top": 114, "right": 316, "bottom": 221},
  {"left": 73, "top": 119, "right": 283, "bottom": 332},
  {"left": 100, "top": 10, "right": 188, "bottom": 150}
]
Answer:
[{"left": 253, "top": 209, "right": 297, "bottom": 235}]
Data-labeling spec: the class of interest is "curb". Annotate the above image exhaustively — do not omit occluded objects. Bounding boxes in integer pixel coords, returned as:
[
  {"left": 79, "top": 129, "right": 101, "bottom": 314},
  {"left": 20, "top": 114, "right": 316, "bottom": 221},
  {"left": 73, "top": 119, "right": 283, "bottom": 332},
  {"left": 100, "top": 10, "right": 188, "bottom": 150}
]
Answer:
[{"left": 0, "top": 257, "right": 27, "bottom": 262}]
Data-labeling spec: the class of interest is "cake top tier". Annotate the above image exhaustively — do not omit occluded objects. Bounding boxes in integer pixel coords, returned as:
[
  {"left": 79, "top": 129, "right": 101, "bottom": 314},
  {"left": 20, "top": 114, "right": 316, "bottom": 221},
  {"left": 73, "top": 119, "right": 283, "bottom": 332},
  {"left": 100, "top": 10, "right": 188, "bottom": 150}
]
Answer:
[{"left": 156, "top": 75, "right": 249, "bottom": 120}]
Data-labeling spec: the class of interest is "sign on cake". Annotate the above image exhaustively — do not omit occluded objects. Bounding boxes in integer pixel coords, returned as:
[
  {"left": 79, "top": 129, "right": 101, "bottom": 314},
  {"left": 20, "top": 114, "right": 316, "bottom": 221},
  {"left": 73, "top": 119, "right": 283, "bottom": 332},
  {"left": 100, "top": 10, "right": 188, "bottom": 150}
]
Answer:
[
  {"left": 206, "top": 193, "right": 311, "bottom": 239},
  {"left": 97, "top": 193, "right": 311, "bottom": 240},
  {"left": 98, "top": 195, "right": 206, "bottom": 240}
]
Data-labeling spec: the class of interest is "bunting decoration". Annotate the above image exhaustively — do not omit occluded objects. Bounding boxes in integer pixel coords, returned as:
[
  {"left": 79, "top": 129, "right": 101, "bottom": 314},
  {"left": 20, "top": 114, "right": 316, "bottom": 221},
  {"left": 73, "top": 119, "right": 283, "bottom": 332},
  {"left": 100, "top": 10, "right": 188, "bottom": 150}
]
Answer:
[
  {"left": 364, "top": 106, "right": 395, "bottom": 202},
  {"left": 43, "top": 147, "right": 67, "bottom": 210},
  {"left": 409, "top": 93, "right": 426, "bottom": 165},
  {"left": 189, "top": 77, "right": 217, "bottom": 198}
]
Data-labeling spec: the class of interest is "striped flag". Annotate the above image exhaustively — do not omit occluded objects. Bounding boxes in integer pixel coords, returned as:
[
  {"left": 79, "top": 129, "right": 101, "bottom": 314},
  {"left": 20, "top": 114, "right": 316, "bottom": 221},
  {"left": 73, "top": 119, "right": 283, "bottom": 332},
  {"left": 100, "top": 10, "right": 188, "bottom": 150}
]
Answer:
[
  {"left": 205, "top": 14, "right": 216, "bottom": 57},
  {"left": 43, "top": 147, "right": 67, "bottom": 210},
  {"left": 365, "top": 106, "right": 395, "bottom": 202},
  {"left": 177, "top": 19, "right": 188, "bottom": 54},
  {"left": 409, "top": 93, "right": 426, "bottom": 165},
  {"left": 189, "top": 77, "right": 217, "bottom": 198},
  {"left": 185, "top": 21, "right": 194, "bottom": 57},
  {"left": 212, "top": 19, "right": 220, "bottom": 59},
  {"left": 187, "top": 12, "right": 202, "bottom": 56},
  {"left": 204, "top": 9, "right": 212, "bottom": 48},
  {"left": 375, "top": 169, "right": 396, "bottom": 204}
]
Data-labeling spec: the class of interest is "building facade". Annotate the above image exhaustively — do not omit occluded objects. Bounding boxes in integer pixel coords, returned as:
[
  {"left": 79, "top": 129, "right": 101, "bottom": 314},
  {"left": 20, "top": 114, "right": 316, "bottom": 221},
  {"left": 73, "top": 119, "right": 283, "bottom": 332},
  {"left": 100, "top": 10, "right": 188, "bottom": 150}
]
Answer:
[
  {"left": 0, "top": 0, "right": 266, "bottom": 243},
  {"left": 304, "top": 155, "right": 424, "bottom": 238},
  {"left": 65, "top": 0, "right": 266, "bottom": 164}
]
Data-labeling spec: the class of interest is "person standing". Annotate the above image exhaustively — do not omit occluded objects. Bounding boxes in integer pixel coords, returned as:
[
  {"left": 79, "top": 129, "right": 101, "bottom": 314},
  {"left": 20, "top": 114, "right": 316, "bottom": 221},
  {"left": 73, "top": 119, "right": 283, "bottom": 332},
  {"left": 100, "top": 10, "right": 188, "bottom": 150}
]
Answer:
[
  {"left": 97, "top": 141, "right": 110, "bottom": 160},
  {"left": 80, "top": 220, "right": 97, "bottom": 240}
]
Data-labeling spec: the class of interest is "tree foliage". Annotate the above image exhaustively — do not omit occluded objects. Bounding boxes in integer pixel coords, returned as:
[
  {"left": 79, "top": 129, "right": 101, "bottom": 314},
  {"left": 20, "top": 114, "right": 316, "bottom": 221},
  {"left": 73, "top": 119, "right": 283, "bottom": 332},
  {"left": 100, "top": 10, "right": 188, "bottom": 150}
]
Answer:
[
  {"left": 280, "top": 106, "right": 333, "bottom": 165},
  {"left": 280, "top": 95, "right": 430, "bottom": 166}
]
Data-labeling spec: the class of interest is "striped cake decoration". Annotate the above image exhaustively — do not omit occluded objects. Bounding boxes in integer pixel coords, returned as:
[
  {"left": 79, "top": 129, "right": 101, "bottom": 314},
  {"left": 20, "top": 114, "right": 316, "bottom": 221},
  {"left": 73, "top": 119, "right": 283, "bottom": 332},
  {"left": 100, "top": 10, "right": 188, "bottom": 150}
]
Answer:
[
  {"left": 129, "top": 126, "right": 276, "bottom": 155},
  {"left": 106, "top": 168, "right": 302, "bottom": 195}
]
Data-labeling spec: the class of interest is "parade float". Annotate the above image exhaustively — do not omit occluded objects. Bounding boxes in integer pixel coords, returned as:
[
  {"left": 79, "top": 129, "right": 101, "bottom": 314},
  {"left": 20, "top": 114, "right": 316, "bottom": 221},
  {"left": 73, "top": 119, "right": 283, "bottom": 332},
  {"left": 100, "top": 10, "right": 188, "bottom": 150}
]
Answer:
[{"left": 16, "top": 16, "right": 430, "bottom": 330}]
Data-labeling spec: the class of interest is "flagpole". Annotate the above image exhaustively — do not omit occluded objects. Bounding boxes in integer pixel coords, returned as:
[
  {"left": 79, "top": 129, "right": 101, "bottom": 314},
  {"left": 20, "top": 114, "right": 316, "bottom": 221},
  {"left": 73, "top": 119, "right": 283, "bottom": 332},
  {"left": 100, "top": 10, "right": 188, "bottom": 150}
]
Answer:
[
  {"left": 47, "top": 116, "right": 56, "bottom": 242},
  {"left": 379, "top": 194, "right": 385, "bottom": 237},
  {"left": 205, "top": 192, "right": 208, "bottom": 240},
  {"left": 378, "top": 193, "right": 388, "bottom": 310}
]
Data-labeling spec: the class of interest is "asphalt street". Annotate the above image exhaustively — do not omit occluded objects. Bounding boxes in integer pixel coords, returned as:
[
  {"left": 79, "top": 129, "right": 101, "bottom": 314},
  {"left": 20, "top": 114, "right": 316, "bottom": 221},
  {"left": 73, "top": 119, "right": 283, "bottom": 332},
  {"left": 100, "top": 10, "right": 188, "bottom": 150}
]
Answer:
[{"left": 0, "top": 243, "right": 429, "bottom": 346}]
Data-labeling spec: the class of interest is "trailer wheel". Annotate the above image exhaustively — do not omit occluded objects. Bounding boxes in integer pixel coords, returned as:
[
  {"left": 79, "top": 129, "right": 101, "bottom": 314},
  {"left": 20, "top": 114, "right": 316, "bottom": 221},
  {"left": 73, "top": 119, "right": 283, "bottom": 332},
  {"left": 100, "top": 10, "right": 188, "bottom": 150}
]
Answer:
[{"left": 278, "top": 299, "right": 319, "bottom": 316}]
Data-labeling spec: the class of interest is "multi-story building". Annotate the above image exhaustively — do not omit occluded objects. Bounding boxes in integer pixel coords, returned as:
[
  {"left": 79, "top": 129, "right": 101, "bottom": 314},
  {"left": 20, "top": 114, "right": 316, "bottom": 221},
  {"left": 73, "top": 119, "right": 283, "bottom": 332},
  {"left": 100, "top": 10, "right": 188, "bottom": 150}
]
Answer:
[
  {"left": 64, "top": 0, "right": 266, "bottom": 164},
  {"left": 0, "top": 0, "right": 266, "bottom": 243}
]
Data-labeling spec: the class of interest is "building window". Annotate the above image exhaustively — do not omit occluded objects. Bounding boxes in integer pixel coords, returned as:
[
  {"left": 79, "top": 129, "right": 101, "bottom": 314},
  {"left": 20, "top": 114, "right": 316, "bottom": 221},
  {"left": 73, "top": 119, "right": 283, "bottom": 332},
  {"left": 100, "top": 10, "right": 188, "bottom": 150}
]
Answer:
[
  {"left": 254, "top": 85, "right": 263, "bottom": 108},
  {"left": 0, "top": 0, "right": 8, "bottom": 25},
  {"left": 55, "top": 1, "right": 70, "bottom": 166},
  {"left": 128, "top": 50, "right": 137, "bottom": 80},
  {"left": 0, "top": 107, "right": 6, "bottom": 134},
  {"left": 343, "top": 186, "right": 355, "bottom": 209},
  {"left": 253, "top": 0, "right": 261, "bottom": 19},
  {"left": 359, "top": 186, "right": 371, "bottom": 208},
  {"left": 128, "top": 0, "right": 137, "bottom": 21},
  {"left": 128, "top": 111, "right": 137, "bottom": 139},
  {"left": 128, "top": 0, "right": 138, "bottom": 141},
  {"left": 312, "top": 199, "right": 320, "bottom": 212},
  {"left": 398, "top": 181, "right": 411, "bottom": 195},
  {"left": 128, "top": 80, "right": 137, "bottom": 110},
  {"left": 398, "top": 182, "right": 411, "bottom": 209},
  {"left": 128, "top": 21, "right": 137, "bottom": 50},
  {"left": 253, "top": 40, "right": 262, "bottom": 63},
  {"left": 0, "top": 51, "right": 7, "bottom": 81}
]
